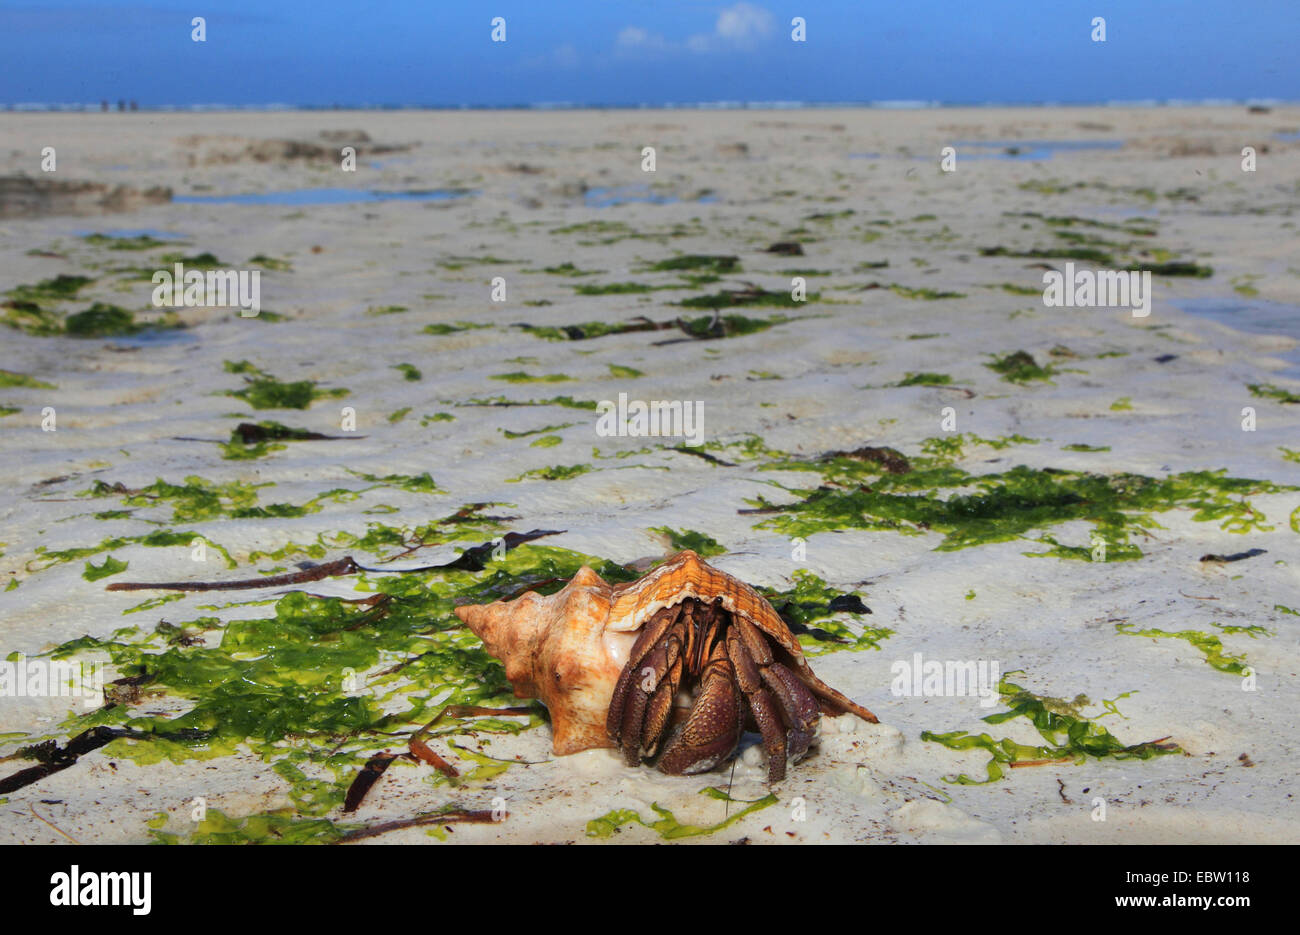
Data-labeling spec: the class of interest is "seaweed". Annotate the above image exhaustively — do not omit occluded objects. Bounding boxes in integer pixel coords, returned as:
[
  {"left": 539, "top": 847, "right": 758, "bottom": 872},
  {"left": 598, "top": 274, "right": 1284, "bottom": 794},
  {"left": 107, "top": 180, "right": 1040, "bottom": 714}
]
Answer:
[
  {"left": 649, "top": 527, "right": 726, "bottom": 558},
  {"left": 921, "top": 674, "right": 1179, "bottom": 784},
  {"left": 1115, "top": 621, "right": 1270, "bottom": 674},
  {"left": 586, "top": 787, "right": 778, "bottom": 840},
  {"left": 64, "top": 303, "right": 138, "bottom": 337},
  {"left": 645, "top": 255, "right": 740, "bottom": 273},
  {"left": 986, "top": 350, "right": 1054, "bottom": 384},
  {"left": 1247, "top": 383, "right": 1300, "bottom": 404},
  {"left": 223, "top": 360, "right": 349, "bottom": 410}
]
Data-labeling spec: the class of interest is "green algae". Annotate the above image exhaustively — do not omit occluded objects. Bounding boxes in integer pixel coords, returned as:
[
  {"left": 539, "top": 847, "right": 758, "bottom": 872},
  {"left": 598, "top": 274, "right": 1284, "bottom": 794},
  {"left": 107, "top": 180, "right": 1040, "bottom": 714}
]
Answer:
[
  {"left": 64, "top": 303, "right": 139, "bottom": 337},
  {"left": 1248, "top": 383, "right": 1300, "bottom": 404},
  {"left": 0, "top": 405, "right": 18, "bottom": 417},
  {"left": 367, "top": 305, "right": 409, "bottom": 316},
  {"left": 220, "top": 421, "right": 337, "bottom": 460},
  {"left": 490, "top": 371, "right": 573, "bottom": 384},
  {"left": 500, "top": 422, "right": 576, "bottom": 439},
  {"left": 160, "top": 252, "right": 223, "bottom": 268},
  {"left": 1115, "top": 621, "right": 1270, "bottom": 674},
  {"left": 650, "top": 527, "right": 726, "bottom": 558},
  {"left": 394, "top": 363, "right": 422, "bottom": 382},
  {"left": 1146, "top": 261, "right": 1213, "bottom": 278},
  {"left": 646, "top": 255, "right": 740, "bottom": 274},
  {"left": 461, "top": 395, "right": 597, "bottom": 410},
  {"left": 530, "top": 434, "right": 562, "bottom": 448},
  {"left": 540, "top": 262, "right": 603, "bottom": 276},
  {"left": 586, "top": 787, "right": 777, "bottom": 840},
  {"left": 608, "top": 363, "right": 644, "bottom": 378},
  {"left": 223, "top": 360, "right": 349, "bottom": 410},
  {"left": 895, "top": 372, "right": 952, "bottom": 387},
  {"left": 82, "top": 555, "right": 128, "bottom": 581},
  {"left": 996, "top": 283, "right": 1042, "bottom": 296},
  {"left": 679, "top": 289, "right": 813, "bottom": 310},
  {"left": 758, "top": 570, "right": 891, "bottom": 654},
  {"left": 888, "top": 285, "right": 965, "bottom": 300},
  {"left": 508, "top": 463, "right": 593, "bottom": 482},
  {"left": 7, "top": 274, "right": 94, "bottom": 306},
  {"left": 83, "top": 233, "right": 171, "bottom": 250},
  {"left": 980, "top": 245, "right": 1115, "bottom": 265},
  {"left": 30, "top": 530, "right": 236, "bottom": 571},
  {"left": 423, "top": 320, "right": 489, "bottom": 335},
  {"left": 248, "top": 254, "right": 292, "bottom": 271},
  {"left": 346, "top": 471, "right": 440, "bottom": 494},
  {"left": 574, "top": 282, "right": 667, "bottom": 295},
  {"left": 749, "top": 438, "right": 1292, "bottom": 556},
  {"left": 1111, "top": 396, "right": 1134, "bottom": 411},
  {"left": 0, "top": 369, "right": 55, "bottom": 389},
  {"left": 1062, "top": 443, "right": 1111, "bottom": 452},
  {"left": 987, "top": 350, "right": 1055, "bottom": 384},
  {"left": 922, "top": 674, "right": 1179, "bottom": 784}
]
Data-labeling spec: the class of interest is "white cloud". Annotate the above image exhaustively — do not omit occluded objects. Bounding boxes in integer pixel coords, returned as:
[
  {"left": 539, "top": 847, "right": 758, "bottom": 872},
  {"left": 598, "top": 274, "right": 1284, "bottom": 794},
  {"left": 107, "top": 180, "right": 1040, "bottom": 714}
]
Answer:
[
  {"left": 616, "top": 26, "right": 668, "bottom": 51},
  {"left": 619, "top": 3, "right": 774, "bottom": 56},
  {"left": 715, "top": 3, "right": 774, "bottom": 44}
]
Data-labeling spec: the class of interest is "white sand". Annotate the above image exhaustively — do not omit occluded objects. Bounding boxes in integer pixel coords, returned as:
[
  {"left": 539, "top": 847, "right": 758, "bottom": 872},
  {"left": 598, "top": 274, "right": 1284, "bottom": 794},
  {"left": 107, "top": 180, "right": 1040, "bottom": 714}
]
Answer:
[{"left": 1, "top": 107, "right": 1298, "bottom": 844}]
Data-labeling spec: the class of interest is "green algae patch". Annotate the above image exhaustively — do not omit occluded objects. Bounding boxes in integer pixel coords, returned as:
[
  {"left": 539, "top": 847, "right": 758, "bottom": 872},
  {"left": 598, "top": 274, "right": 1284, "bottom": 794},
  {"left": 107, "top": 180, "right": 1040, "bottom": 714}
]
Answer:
[
  {"left": 530, "top": 434, "right": 562, "bottom": 448},
  {"left": 645, "top": 255, "right": 740, "bottom": 274},
  {"left": 608, "top": 363, "right": 644, "bottom": 378},
  {"left": 539, "top": 262, "right": 603, "bottom": 277},
  {"left": 508, "top": 463, "right": 593, "bottom": 483},
  {"left": 1115, "top": 621, "right": 1270, "bottom": 674},
  {"left": 423, "top": 320, "right": 489, "bottom": 335},
  {"left": 980, "top": 245, "right": 1116, "bottom": 265},
  {"left": 1146, "top": 261, "right": 1212, "bottom": 278},
  {"left": 500, "top": 422, "right": 576, "bottom": 439},
  {"left": 1111, "top": 397, "right": 1134, "bottom": 411},
  {"left": 650, "top": 527, "right": 726, "bottom": 558},
  {"left": 248, "top": 254, "right": 292, "bottom": 271},
  {"left": 1248, "top": 383, "right": 1300, "bottom": 404},
  {"left": 0, "top": 369, "right": 55, "bottom": 389},
  {"left": 759, "top": 570, "right": 890, "bottom": 654},
  {"left": 223, "top": 360, "right": 349, "bottom": 410},
  {"left": 220, "top": 421, "right": 337, "bottom": 460},
  {"left": 0, "top": 405, "right": 19, "bottom": 418},
  {"left": 395, "top": 363, "right": 422, "bottom": 382},
  {"left": 922, "top": 675, "right": 1179, "bottom": 784},
  {"left": 30, "top": 530, "right": 236, "bottom": 571},
  {"left": 83, "top": 233, "right": 171, "bottom": 250},
  {"left": 677, "top": 313, "right": 792, "bottom": 339},
  {"left": 160, "top": 251, "right": 223, "bottom": 269},
  {"left": 679, "top": 288, "right": 813, "bottom": 310},
  {"left": 888, "top": 284, "right": 965, "bottom": 300},
  {"left": 586, "top": 787, "right": 777, "bottom": 840},
  {"left": 896, "top": 372, "right": 952, "bottom": 387},
  {"left": 490, "top": 371, "right": 573, "bottom": 384},
  {"left": 83, "top": 555, "right": 128, "bottom": 581},
  {"left": 64, "top": 303, "right": 139, "bottom": 337},
  {"left": 750, "top": 438, "right": 1294, "bottom": 556},
  {"left": 7, "top": 274, "right": 94, "bottom": 306},
  {"left": 79, "top": 475, "right": 338, "bottom": 523},
  {"left": 1062, "top": 443, "right": 1111, "bottom": 452},
  {"left": 462, "top": 395, "right": 597, "bottom": 411},
  {"left": 986, "top": 350, "right": 1054, "bottom": 384}
]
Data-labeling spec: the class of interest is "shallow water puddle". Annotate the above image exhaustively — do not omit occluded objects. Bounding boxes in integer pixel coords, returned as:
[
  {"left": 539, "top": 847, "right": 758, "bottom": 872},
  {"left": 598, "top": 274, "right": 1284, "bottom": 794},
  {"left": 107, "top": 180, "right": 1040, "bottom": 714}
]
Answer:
[
  {"left": 1172, "top": 297, "right": 1300, "bottom": 378},
  {"left": 174, "top": 187, "right": 475, "bottom": 206}
]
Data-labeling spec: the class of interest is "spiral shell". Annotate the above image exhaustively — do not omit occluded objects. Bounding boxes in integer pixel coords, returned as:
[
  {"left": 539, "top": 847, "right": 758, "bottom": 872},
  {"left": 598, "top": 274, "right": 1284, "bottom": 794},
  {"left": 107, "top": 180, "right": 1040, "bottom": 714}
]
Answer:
[{"left": 454, "top": 550, "right": 874, "bottom": 757}]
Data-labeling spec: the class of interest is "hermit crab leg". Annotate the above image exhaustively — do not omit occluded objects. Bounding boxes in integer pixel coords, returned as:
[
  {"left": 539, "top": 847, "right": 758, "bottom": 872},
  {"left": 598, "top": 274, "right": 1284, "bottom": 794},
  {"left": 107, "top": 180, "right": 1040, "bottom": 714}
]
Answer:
[
  {"left": 762, "top": 662, "right": 822, "bottom": 765},
  {"left": 726, "top": 623, "right": 790, "bottom": 782},
  {"left": 607, "top": 603, "right": 682, "bottom": 744},
  {"left": 618, "top": 627, "right": 684, "bottom": 765},
  {"left": 639, "top": 651, "right": 684, "bottom": 758},
  {"left": 657, "top": 639, "right": 742, "bottom": 775}
]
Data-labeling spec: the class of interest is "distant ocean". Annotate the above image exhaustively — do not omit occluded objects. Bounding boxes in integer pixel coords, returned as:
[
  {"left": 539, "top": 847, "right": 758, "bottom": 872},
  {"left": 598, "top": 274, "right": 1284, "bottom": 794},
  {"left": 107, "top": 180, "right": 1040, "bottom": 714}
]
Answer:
[{"left": 1, "top": 98, "right": 1293, "bottom": 113}]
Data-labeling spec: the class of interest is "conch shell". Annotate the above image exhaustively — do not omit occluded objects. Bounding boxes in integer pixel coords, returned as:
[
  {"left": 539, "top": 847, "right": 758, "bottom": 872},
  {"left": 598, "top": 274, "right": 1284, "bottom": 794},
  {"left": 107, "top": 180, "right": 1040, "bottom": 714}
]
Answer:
[{"left": 454, "top": 550, "right": 875, "bottom": 760}]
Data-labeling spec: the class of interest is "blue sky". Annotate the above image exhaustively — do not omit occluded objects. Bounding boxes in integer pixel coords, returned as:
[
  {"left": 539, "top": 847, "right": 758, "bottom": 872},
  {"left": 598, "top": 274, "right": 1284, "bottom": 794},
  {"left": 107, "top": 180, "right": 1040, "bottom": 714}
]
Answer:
[{"left": 1, "top": 1, "right": 1297, "bottom": 106}]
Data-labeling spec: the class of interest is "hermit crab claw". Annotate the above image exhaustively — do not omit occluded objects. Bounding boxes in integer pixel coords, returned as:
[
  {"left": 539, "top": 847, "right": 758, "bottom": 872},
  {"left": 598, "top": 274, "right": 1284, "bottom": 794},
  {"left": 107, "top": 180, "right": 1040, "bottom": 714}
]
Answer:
[{"left": 455, "top": 550, "right": 877, "bottom": 782}]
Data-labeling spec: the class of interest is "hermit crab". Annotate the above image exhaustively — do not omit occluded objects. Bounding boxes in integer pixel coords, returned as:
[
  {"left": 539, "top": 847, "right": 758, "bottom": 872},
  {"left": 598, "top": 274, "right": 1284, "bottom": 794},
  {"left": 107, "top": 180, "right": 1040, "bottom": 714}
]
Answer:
[{"left": 454, "top": 550, "right": 877, "bottom": 782}]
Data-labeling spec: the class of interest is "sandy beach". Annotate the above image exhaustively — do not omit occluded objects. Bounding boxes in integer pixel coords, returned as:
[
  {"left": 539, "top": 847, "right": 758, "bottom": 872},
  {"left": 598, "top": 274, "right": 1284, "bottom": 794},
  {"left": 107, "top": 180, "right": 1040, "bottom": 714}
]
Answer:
[{"left": 1, "top": 106, "right": 1298, "bottom": 844}]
